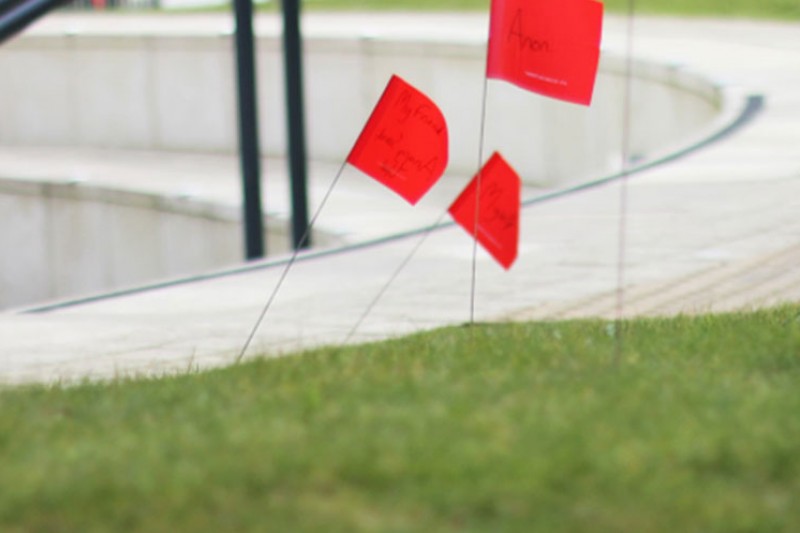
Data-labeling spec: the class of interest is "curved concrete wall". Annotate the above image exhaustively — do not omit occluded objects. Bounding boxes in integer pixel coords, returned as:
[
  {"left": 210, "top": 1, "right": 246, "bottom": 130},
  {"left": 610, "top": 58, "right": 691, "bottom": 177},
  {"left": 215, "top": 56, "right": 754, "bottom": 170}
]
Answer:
[
  {"left": 0, "top": 177, "right": 305, "bottom": 310},
  {"left": 0, "top": 20, "right": 722, "bottom": 187}
]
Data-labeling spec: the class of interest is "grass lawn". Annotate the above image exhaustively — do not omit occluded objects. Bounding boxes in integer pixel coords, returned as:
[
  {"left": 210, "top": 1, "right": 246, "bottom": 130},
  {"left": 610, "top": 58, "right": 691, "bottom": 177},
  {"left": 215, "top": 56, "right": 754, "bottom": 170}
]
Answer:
[
  {"left": 291, "top": 0, "right": 800, "bottom": 21},
  {"left": 2, "top": 305, "right": 800, "bottom": 531}
]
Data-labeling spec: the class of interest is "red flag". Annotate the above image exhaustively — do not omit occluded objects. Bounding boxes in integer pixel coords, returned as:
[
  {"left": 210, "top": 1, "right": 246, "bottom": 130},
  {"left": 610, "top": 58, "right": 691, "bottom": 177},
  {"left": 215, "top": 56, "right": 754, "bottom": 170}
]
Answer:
[
  {"left": 346, "top": 75, "right": 449, "bottom": 205},
  {"left": 487, "top": 0, "right": 604, "bottom": 106},
  {"left": 449, "top": 152, "right": 521, "bottom": 270}
]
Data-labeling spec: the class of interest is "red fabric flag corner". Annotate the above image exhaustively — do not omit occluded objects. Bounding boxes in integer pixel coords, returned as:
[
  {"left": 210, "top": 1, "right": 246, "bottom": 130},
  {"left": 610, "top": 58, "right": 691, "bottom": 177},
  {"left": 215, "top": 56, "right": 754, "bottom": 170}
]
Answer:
[
  {"left": 346, "top": 75, "right": 449, "bottom": 205},
  {"left": 487, "top": 0, "right": 604, "bottom": 106},
  {"left": 448, "top": 152, "right": 521, "bottom": 270}
]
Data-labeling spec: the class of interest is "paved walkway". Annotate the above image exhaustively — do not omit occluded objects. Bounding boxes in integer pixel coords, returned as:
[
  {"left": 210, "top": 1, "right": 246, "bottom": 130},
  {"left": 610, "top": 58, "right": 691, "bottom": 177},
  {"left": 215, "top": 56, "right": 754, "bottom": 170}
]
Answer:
[{"left": 1, "top": 13, "right": 799, "bottom": 385}]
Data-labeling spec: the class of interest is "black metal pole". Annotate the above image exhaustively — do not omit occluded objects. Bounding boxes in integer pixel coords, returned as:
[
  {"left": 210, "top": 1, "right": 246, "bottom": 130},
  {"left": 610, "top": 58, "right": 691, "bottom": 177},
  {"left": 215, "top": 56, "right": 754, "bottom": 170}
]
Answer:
[
  {"left": 0, "top": 0, "right": 26, "bottom": 18},
  {"left": 281, "top": 0, "right": 310, "bottom": 250},
  {"left": 0, "top": 0, "right": 69, "bottom": 44},
  {"left": 233, "top": 0, "right": 265, "bottom": 260}
]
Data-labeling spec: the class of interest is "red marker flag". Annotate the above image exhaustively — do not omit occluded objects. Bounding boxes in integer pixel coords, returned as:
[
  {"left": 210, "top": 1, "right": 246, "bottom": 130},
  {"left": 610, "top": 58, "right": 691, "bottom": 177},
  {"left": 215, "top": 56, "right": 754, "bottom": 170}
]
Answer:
[
  {"left": 487, "top": 0, "right": 604, "bottom": 106},
  {"left": 449, "top": 152, "right": 521, "bottom": 270},
  {"left": 347, "top": 75, "right": 449, "bottom": 205}
]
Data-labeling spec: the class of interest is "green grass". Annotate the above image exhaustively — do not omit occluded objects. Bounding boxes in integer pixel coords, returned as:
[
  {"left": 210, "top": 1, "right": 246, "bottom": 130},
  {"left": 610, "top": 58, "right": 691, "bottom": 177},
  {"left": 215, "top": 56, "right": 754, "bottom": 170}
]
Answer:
[
  {"left": 2, "top": 305, "right": 800, "bottom": 532},
  {"left": 263, "top": 0, "right": 800, "bottom": 21}
]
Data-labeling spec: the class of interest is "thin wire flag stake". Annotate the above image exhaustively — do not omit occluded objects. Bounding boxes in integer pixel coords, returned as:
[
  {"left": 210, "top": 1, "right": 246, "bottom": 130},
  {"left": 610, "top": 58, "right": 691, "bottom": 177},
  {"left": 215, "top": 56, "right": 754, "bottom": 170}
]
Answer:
[
  {"left": 235, "top": 160, "right": 348, "bottom": 364},
  {"left": 345, "top": 210, "right": 450, "bottom": 344},
  {"left": 469, "top": 77, "right": 491, "bottom": 325},
  {"left": 615, "top": 0, "right": 637, "bottom": 362}
]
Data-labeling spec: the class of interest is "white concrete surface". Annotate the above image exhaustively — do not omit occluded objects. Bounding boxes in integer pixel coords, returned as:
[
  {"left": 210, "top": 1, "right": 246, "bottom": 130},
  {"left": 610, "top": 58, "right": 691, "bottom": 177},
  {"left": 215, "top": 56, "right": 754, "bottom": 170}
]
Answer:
[
  {"left": 0, "top": 11, "right": 737, "bottom": 310},
  {"left": 0, "top": 13, "right": 798, "bottom": 385},
  {"left": 0, "top": 13, "right": 722, "bottom": 185}
]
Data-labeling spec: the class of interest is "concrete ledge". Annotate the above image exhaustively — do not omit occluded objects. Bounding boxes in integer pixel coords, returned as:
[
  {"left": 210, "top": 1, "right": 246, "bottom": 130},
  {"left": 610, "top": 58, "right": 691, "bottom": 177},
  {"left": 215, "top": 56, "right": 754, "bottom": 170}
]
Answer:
[{"left": 0, "top": 13, "right": 724, "bottom": 186}]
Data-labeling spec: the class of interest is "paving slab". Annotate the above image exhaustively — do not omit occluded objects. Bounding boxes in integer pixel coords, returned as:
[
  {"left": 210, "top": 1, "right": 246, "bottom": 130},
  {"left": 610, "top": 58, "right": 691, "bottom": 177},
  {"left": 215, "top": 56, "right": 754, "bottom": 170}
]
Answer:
[{"left": 1, "top": 13, "right": 799, "bottom": 385}]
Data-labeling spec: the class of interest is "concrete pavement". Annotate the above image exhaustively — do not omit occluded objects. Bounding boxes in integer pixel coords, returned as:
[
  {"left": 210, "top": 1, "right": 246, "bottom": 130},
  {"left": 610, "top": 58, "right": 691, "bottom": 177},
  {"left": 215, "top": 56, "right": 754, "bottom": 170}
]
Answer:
[{"left": 0, "top": 13, "right": 799, "bottom": 385}]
